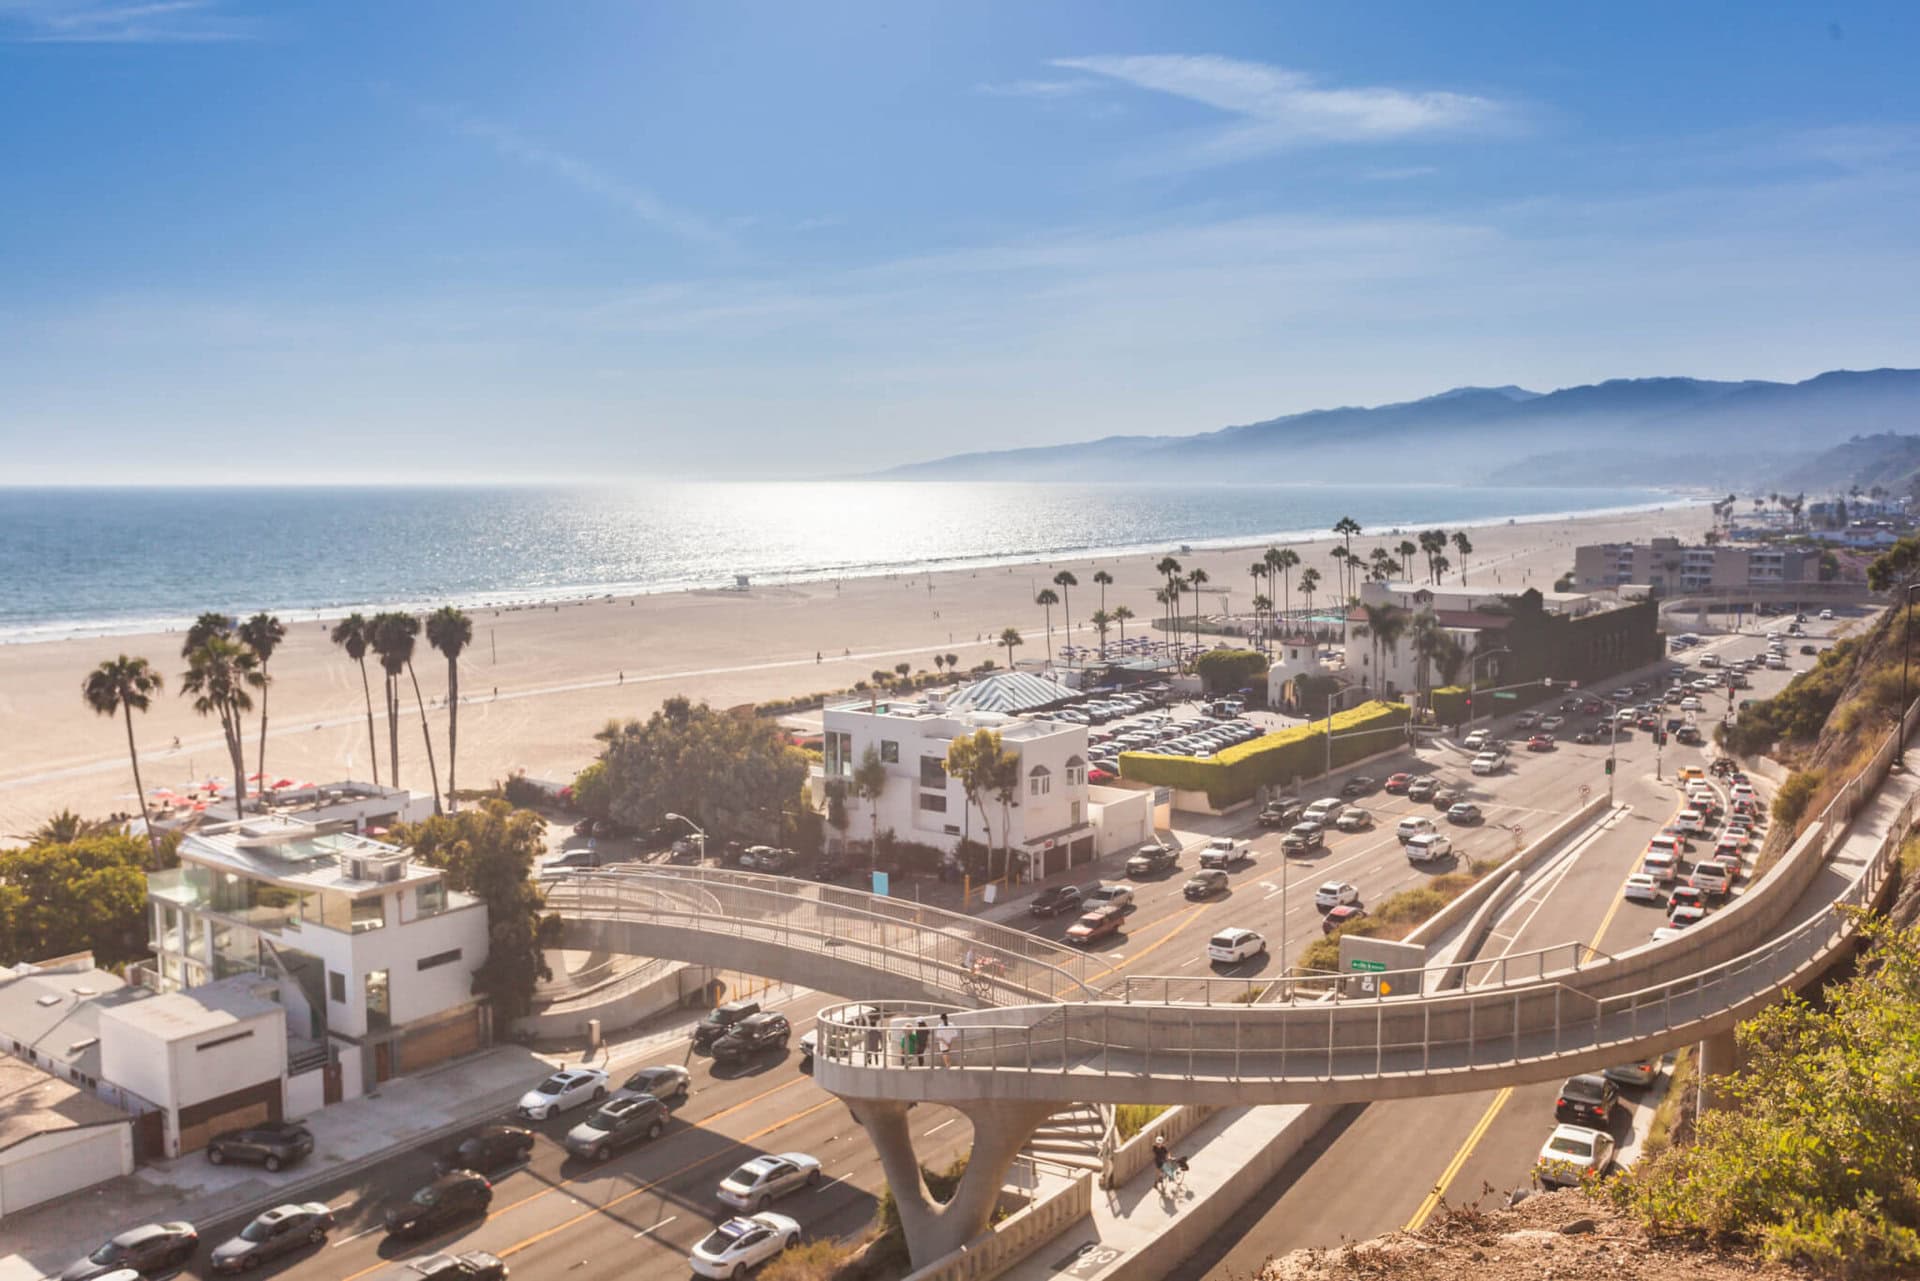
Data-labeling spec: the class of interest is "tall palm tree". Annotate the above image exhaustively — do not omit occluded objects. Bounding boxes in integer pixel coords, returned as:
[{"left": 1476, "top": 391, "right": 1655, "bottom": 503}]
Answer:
[
  {"left": 383, "top": 613, "right": 442, "bottom": 810},
  {"left": 1409, "top": 609, "right": 1442, "bottom": 710},
  {"left": 1396, "top": 539, "right": 1418, "bottom": 580},
  {"left": 180, "top": 635, "right": 261, "bottom": 813},
  {"left": 1372, "top": 604, "right": 1408, "bottom": 693},
  {"left": 1188, "top": 567, "right": 1210, "bottom": 652},
  {"left": 369, "top": 612, "right": 410, "bottom": 788},
  {"left": 1450, "top": 531, "right": 1474, "bottom": 584},
  {"left": 1154, "top": 556, "right": 1183, "bottom": 647},
  {"left": 1271, "top": 547, "right": 1299, "bottom": 631},
  {"left": 1332, "top": 517, "right": 1362, "bottom": 599},
  {"left": 1251, "top": 594, "right": 1272, "bottom": 649},
  {"left": 1418, "top": 530, "right": 1447, "bottom": 584},
  {"left": 83, "top": 656, "right": 163, "bottom": 856},
  {"left": 426, "top": 605, "right": 472, "bottom": 813},
  {"left": 1432, "top": 553, "right": 1452, "bottom": 584},
  {"left": 1166, "top": 577, "right": 1186, "bottom": 655},
  {"left": 932, "top": 654, "right": 946, "bottom": 677},
  {"left": 1090, "top": 609, "right": 1112, "bottom": 659},
  {"left": 1091, "top": 570, "right": 1113, "bottom": 615},
  {"left": 999, "top": 627, "right": 1023, "bottom": 669},
  {"left": 1368, "top": 547, "right": 1395, "bottom": 582},
  {"left": 181, "top": 612, "right": 234, "bottom": 658},
  {"left": 1298, "top": 567, "right": 1320, "bottom": 620},
  {"left": 1035, "top": 588, "right": 1059, "bottom": 668},
  {"left": 1328, "top": 546, "right": 1349, "bottom": 602},
  {"left": 237, "top": 613, "right": 286, "bottom": 787},
  {"left": 1247, "top": 561, "right": 1268, "bottom": 647},
  {"left": 1113, "top": 604, "right": 1134, "bottom": 653},
  {"left": 330, "top": 613, "right": 380, "bottom": 783},
  {"left": 1052, "top": 571, "right": 1077, "bottom": 652}
]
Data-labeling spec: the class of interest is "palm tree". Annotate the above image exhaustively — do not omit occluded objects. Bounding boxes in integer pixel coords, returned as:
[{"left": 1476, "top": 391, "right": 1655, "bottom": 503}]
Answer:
[
  {"left": 1188, "top": 567, "right": 1210, "bottom": 651},
  {"left": 180, "top": 612, "right": 234, "bottom": 658},
  {"left": 1090, "top": 608, "right": 1112, "bottom": 659},
  {"left": 1450, "top": 532, "right": 1473, "bottom": 584},
  {"left": 83, "top": 655, "right": 163, "bottom": 856},
  {"left": 330, "top": 614, "right": 380, "bottom": 783},
  {"left": 1432, "top": 553, "right": 1451, "bottom": 583},
  {"left": 1332, "top": 517, "right": 1362, "bottom": 599},
  {"left": 1035, "top": 588, "right": 1059, "bottom": 668},
  {"left": 426, "top": 606, "right": 472, "bottom": 813},
  {"left": 1298, "top": 567, "right": 1321, "bottom": 620},
  {"left": 1251, "top": 594, "right": 1272, "bottom": 649},
  {"left": 944, "top": 651, "right": 958, "bottom": 672},
  {"left": 1092, "top": 570, "right": 1113, "bottom": 615},
  {"left": 1247, "top": 561, "right": 1269, "bottom": 647},
  {"left": 999, "top": 627, "right": 1023, "bottom": 669},
  {"left": 932, "top": 654, "right": 946, "bottom": 677},
  {"left": 1372, "top": 604, "right": 1409, "bottom": 693},
  {"left": 1419, "top": 530, "right": 1448, "bottom": 584},
  {"left": 1154, "top": 556, "right": 1183, "bottom": 647},
  {"left": 1409, "top": 609, "right": 1444, "bottom": 710},
  {"left": 180, "top": 635, "right": 261, "bottom": 813},
  {"left": 29, "top": 809, "right": 116, "bottom": 845},
  {"left": 237, "top": 613, "right": 286, "bottom": 788},
  {"left": 389, "top": 615, "right": 443, "bottom": 811},
  {"left": 1271, "top": 547, "right": 1299, "bottom": 631},
  {"left": 1113, "top": 604, "right": 1134, "bottom": 653},
  {"left": 1396, "top": 539, "right": 1418, "bottom": 580},
  {"left": 1369, "top": 547, "right": 1395, "bottom": 582},
  {"left": 1167, "top": 577, "right": 1187, "bottom": 655},
  {"left": 1328, "top": 546, "right": 1349, "bottom": 602},
  {"left": 369, "top": 612, "right": 412, "bottom": 788},
  {"left": 1052, "top": 571, "right": 1077, "bottom": 653}
]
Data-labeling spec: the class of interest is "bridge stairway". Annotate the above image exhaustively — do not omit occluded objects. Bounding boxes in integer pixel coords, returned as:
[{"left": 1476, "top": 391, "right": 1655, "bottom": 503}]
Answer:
[{"left": 1017, "top": 1101, "right": 1109, "bottom": 1175}]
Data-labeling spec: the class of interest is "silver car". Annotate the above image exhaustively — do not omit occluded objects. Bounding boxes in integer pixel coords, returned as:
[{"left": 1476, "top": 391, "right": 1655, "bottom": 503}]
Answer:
[{"left": 716, "top": 1152, "right": 823, "bottom": 1210}]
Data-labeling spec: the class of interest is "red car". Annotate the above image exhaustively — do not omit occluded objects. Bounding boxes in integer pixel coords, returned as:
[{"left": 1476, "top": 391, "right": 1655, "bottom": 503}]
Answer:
[
  {"left": 1581, "top": 700, "right": 1603, "bottom": 715},
  {"left": 1384, "top": 773, "right": 1413, "bottom": 794},
  {"left": 1526, "top": 734, "right": 1556, "bottom": 751},
  {"left": 1322, "top": 904, "right": 1368, "bottom": 935},
  {"left": 1064, "top": 906, "right": 1125, "bottom": 947}
]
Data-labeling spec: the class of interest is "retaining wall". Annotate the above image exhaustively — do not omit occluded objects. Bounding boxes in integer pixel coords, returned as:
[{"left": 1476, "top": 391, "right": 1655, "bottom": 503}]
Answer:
[
  {"left": 1103, "top": 1104, "right": 1215, "bottom": 1189},
  {"left": 902, "top": 1172, "right": 1093, "bottom": 1281}
]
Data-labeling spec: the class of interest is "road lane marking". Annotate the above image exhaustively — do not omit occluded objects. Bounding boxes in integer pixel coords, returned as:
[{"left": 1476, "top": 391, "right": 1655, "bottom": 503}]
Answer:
[
  {"left": 330, "top": 1224, "right": 385, "bottom": 1248},
  {"left": 634, "top": 1215, "right": 677, "bottom": 1239},
  {"left": 927, "top": 1119, "right": 956, "bottom": 1134},
  {"left": 1405, "top": 1086, "right": 1512, "bottom": 1231},
  {"left": 1110, "top": 904, "right": 1208, "bottom": 973}
]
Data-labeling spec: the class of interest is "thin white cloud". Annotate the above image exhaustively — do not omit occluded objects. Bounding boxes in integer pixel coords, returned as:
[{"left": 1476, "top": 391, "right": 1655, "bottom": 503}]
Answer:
[
  {"left": 1052, "top": 53, "right": 1513, "bottom": 160},
  {"left": 974, "top": 78, "right": 1099, "bottom": 99},
  {"left": 0, "top": 0, "right": 255, "bottom": 43},
  {"left": 423, "top": 105, "right": 727, "bottom": 250}
]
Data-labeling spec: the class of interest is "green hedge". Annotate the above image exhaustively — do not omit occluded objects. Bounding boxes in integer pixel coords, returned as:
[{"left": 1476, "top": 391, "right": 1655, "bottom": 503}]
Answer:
[{"left": 1119, "top": 700, "right": 1410, "bottom": 807}]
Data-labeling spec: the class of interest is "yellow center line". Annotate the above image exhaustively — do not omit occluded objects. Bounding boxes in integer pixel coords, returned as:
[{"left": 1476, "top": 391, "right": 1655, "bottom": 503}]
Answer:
[
  {"left": 1111, "top": 903, "right": 1208, "bottom": 973},
  {"left": 1405, "top": 1086, "right": 1512, "bottom": 1231}
]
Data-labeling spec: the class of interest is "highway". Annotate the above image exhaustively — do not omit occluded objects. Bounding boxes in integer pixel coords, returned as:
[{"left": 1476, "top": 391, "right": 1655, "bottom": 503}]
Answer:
[{"left": 151, "top": 613, "right": 1838, "bottom": 1281}]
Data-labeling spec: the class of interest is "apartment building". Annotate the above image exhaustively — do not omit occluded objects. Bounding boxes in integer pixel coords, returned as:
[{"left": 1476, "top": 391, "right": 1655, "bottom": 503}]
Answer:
[{"left": 1573, "top": 536, "right": 1817, "bottom": 593}]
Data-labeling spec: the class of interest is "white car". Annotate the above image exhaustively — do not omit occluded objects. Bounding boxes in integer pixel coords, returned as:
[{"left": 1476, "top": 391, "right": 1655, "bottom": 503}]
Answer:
[
  {"left": 1301, "top": 797, "right": 1345, "bottom": 824},
  {"left": 717, "top": 1153, "right": 823, "bottom": 1211},
  {"left": 1650, "top": 925, "right": 1684, "bottom": 943},
  {"left": 1535, "top": 1124, "right": 1616, "bottom": 1189},
  {"left": 1313, "top": 881, "right": 1360, "bottom": 911},
  {"left": 1470, "top": 752, "right": 1504, "bottom": 775},
  {"left": 1085, "top": 883, "right": 1134, "bottom": 911},
  {"left": 1680, "top": 697, "right": 1702, "bottom": 711},
  {"left": 689, "top": 1213, "right": 801, "bottom": 1279},
  {"left": 1405, "top": 832, "right": 1453, "bottom": 862},
  {"left": 1622, "top": 873, "right": 1663, "bottom": 904},
  {"left": 515, "top": 1067, "right": 610, "bottom": 1121},
  {"left": 1462, "top": 730, "right": 1489, "bottom": 751},
  {"left": 1206, "top": 928, "right": 1267, "bottom": 964},
  {"left": 1334, "top": 807, "right": 1372, "bottom": 833},
  {"left": 1540, "top": 715, "right": 1565, "bottom": 731},
  {"left": 1820, "top": 608, "right": 1834, "bottom": 620},
  {"left": 1675, "top": 809, "right": 1705, "bottom": 835},
  {"left": 1730, "top": 783, "right": 1755, "bottom": 801}
]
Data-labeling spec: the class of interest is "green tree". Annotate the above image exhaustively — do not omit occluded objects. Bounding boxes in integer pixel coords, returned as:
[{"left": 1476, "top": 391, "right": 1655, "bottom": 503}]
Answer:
[
  {"left": 945, "top": 728, "right": 1015, "bottom": 879},
  {"left": 427, "top": 606, "right": 473, "bottom": 812},
  {"left": 1091, "top": 570, "right": 1113, "bottom": 615},
  {"left": 0, "top": 835, "right": 151, "bottom": 968},
  {"left": 1052, "top": 571, "right": 1077, "bottom": 653},
  {"left": 1270, "top": 546, "right": 1300, "bottom": 628},
  {"left": 1450, "top": 531, "right": 1473, "bottom": 584},
  {"left": 1035, "top": 588, "right": 1059, "bottom": 667},
  {"left": 570, "top": 760, "right": 611, "bottom": 820},
  {"left": 1090, "top": 608, "right": 1112, "bottom": 659},
  {"left": 1187, "top": 567, "right": 1210, "bottom": 651},
  {"left": 28, "top": 809, "right": 114, "bottom": 845},
  {"left": 597, "top": 696, "right": 810, "bottom": 841},
  {"left": 237, "top": 613, "right": 286, "bottom": 788},
  {"left": 330, "top": 613, "right": 381, "bottom": 783},
  {"left": 397, "top": 801, "right": 559, "bottom": 1022},
  {"left": 1192, "top": 648, "right": 1269, "bottom": 694},
  {"left": 852, "top": 744, "right": 889, "bottom": 868},
  {"left": 1396, "top": 539, "right": 1418, "bottom": 579},
  {"left": 999, "top": 627, "right": 1023, "bottom": 669},
  {"left": 1298, "top": 567, "right": 1321, "bottom": 616},
  {"left": 181, "top": 612, "right": 234, "bottom": 659},
  {"left": 1155, "top": 556, "right": 1183, "bottom": 647},
  {"left": 180, "top": 634, "right": 261, "bottom": 812},
  {"left": 368, "top": 612, "right": 409, "bottom": 787},
  {"left": 83, "top": 655, "right": 163, "bottom": 858},
  {"left": 1332, "top": 516, "right": 1362, "bottom": 599},
  {"left": 1112, "top": 604, "right": 1133, "bottom": 653},
  {"left": 1867, "top": 535, "right": 1920, "bottom": 591},
  {"left": 1250, "top": 594, "right": 1272, "bottom": 650}
]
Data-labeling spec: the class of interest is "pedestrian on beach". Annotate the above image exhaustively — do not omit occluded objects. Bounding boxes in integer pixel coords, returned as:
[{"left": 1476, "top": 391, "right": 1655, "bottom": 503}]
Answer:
[{"left": 935, "top": 1013, "right": 956, "bottom": 1067}]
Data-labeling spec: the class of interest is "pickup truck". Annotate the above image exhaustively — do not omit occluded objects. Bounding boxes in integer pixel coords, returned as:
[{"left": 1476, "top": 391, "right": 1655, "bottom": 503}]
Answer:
[
  {"left": 1196, "top": 836, "right": 1251, "bottom": 869},
  {"left": 1125, "top": 844, "right": 1179, "bottom": 877}
]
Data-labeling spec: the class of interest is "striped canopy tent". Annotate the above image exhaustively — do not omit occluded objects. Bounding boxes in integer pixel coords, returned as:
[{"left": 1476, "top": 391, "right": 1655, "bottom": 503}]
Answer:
[{"left": 945, "top": 671, "right": 1076, "bottom": 715}]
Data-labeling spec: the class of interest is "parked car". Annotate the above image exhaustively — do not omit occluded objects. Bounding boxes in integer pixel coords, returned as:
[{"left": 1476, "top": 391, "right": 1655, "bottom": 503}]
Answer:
[
  {"left": 1535, "top": 1124, "right": 1615, "bottom": 1189},
  {"left": 692, "top": 1000, "right": 763, "bottom": 1052},
  {"left": 1206, "top": 928, "right": 1267, "bottom": 964},
  {"left": 689, "top": 1213, "right": 801, "bottom": 1280},
  {"left": 1065, "top": 905, "right": 1126, "bottom": 945},
  {"left": 1340, "top": 775, "right": 1378, "bottom": 797},
  {"left": 1334, "top": 807, "right": 1373, "bottom": 832},
  {"left": 396, "top": 1251, "right": 509, "bottom": 1281},
  {"left": 565, "top": 1093, "right": 670, "bottom": 1160},
  {"left": 435, "top": 1125, "right": 535, "bottom": 1177},
  {"left": 205, "top": 1120, "right": 314, "bottom": 1171},
  {"left": 60, "top": 1224, "right": 199, "bottom": 1281},
  {"left": 1322, "top": 904, "right": 1367, "bottom": 934},
  {"left": 1281, "top": 822, "right": 1326, "bottom": 854},
  {"left": 1554, "top": 1073, "right": 1618, "bottom": 1126},
  {"left": 617, "top": 1064, "right": 691, "bottom": 1103},
  {"left": 717, "top": 1153, "right": 823, "bottom": 1211},
  {"left": 1183, "top": 869, "right": 1229, "bottom": 900},
  {"left": 1314, "top": 881, "right": 1360, "bottom": 911},
  {"left": 1446, "top": 802, "right": 1482, "bottom": 825},
  {"left": 1028, "top": 884, "right": 1085, "bottom": 919},
  {"left": 1084, "top": 883, "right": 1135, "bottom": 911},
  {"left": 210, "top": 1203, "right": 334, "bottom": 1274},
  {"left": 384, "top": 1171, "right": 493, "bottom": 1238},
  {"left": 515, "top": 1067, "right": 609, "bottom": 1120},
  {"left": 711, "top": 1012, "right": 793, "bottom": 1063}
]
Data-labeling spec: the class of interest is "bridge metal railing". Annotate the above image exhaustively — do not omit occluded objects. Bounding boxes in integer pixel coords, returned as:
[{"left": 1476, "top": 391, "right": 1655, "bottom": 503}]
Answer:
[{"left": 1116, "top": 940, "right": 1601, "bottom": 1007}]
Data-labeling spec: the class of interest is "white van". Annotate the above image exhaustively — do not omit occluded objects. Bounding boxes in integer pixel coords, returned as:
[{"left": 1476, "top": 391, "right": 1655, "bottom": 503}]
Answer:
[
  {"left": 1405, "top": 832, "right": 1454, "bottom": 863},
  {"left": 1302, "top": 797, "right": 1345, "bottom": 825}
]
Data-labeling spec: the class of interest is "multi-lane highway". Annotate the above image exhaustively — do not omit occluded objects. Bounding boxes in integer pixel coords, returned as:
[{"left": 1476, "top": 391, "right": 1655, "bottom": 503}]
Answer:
[{"left": 140, "top": 613, "right": 1840, "bottom": 1281}]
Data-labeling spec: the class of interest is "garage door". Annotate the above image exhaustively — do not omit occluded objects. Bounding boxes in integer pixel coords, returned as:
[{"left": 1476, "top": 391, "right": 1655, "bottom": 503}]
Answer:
[
  {"left": 396, "top": 1009, "right": 483, "bottom": 1074},
  {"left": 1068, "top": 835, "right": 1096, "bottom": 868}
]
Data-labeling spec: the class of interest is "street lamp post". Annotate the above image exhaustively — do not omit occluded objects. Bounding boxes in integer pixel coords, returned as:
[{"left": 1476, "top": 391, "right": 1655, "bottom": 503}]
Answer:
[{"left": 663, "top": 811, "right": 708, "bottom": 864}]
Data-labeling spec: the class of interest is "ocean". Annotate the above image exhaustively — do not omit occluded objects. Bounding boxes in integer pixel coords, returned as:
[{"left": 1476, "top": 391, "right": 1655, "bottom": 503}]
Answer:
[{"left": 0, "top": 482, "right": 1680, "bottom": 643}]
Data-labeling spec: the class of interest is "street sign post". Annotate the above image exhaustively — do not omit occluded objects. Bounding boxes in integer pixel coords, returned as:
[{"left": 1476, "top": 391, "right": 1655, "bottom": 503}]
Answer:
[
  {"left": 1350, "top": 959, "right": 1387, "bottom": 973},
  {"left": 1492, "top": 691, "right": 1518, "bottom": 701}
]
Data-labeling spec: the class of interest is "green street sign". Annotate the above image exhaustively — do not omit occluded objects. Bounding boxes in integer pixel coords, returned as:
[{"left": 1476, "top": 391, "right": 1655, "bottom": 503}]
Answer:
[
  {"left": 1350, "top": 959, "right": 1387, "bottom": 972},
  {"left": 1493, "top": 691, "right": 1519, "bottom": 700}
]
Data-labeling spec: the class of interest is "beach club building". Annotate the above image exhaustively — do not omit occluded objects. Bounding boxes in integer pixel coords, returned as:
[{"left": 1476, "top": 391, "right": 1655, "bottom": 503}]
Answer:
[{"left": 820, "top": 674, "right": 1153, "bottom": 880}]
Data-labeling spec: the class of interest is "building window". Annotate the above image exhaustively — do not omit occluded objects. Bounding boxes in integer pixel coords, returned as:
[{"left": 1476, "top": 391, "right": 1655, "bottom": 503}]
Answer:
[
  {"left": 919, "top": 756, "right": 948, "bottom": 788},
  {"left": 327, "top": 971, "right": 346, "bottom": 1004},
  {"left": 1029, "top": 766, "right": 1051, "bottom": 798},
  {"left": 918, "top": 793, "right": 948, "bottom": 813},
  {"left": 880, "top": 740, "right": 899, "bottom": 764},
  {"left": 1064, "top": 755, "right": 1085, "bottom": 787},
  {"left": 415, "top": 882, "right": 447, "bottom": 917},
  {"left": 351, "top": 896, "right": 386, "bottom": 933},
  {"left": 417, "top": 948, "right": 463, "bottom": 971},
  {"left": 824, "top": 731, "right": 853, "bottom": 778}
]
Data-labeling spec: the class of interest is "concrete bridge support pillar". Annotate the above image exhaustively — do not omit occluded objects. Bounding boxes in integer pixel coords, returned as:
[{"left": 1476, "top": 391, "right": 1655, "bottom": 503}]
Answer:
[
  {"left": 1695, "top": 1029, "right": 1739, "bottom": 1113},
  {"left": 850, "top": 1098, "right": 1055, "bottom": 1268}
]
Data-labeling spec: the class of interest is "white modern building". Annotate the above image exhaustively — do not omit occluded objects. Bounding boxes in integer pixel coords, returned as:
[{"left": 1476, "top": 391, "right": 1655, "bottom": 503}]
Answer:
[
  {"left": 165, "top": 779, "right": 435, "bottom": 835},
  {"left": 820, "top": 677, "right": 1153, "bottom": 880},
  {"left": 146, "top": 814, "right": 492, "bottom": 1112}
]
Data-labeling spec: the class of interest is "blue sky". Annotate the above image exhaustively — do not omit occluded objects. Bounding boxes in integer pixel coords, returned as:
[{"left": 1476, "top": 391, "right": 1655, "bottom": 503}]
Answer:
[{"left": 3, "top": 0, "right": 1918, "bottom": 482}]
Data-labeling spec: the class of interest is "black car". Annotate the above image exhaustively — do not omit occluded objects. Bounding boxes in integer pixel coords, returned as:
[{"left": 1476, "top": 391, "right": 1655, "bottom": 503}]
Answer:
[
  {"left": 711, "top": 1012, "right": 792, "bottom": 1062},
  {"left": 61, "top": 1222, "right": 199, "bottom": 1280},
  {"left": 205, "top": 1120, "right": 313, "bottom": 1171},
  {"left": 1573, "top": 729, "right": 1598, "bottom": 745},
  {"left": 1555, "top": 1073, "right": 1619, "bottom": 1127},
  {"left": 385, "top": 1171, "right": 493, "bottom": 1238},
  {"left": 1257, "top": 798, "right": 1303, "bottom": 827},
  {"left": 210, "top": 1203, "right": 334, "bottom": 1274},
  {"left": 435, "top": 1125, "right": 534, "bottom": 1177},
  {"left": 1340, "top": 776, "right": 1378, "bottom": 798},
  {"left": 1124, "top": 845, "right": 1178, "bottom": 877},
  {"left": 564, "top": 1094, "right": 669, "bottom": 1160},
  {"left": 618, "top": 1065, "right": 691, "bottom": 1103},
  {"left": 692, "top": 999, "right": 763, "bottom": 1051},
  {"left": 399, "top": 1252, "right": 510, "bottom": 1281},
  {"left": 1028, "top": 885, "right": 1085, "bottom": 919}
]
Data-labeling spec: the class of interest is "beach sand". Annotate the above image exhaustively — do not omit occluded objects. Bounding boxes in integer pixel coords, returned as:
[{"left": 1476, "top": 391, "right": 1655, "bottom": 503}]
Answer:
[{"left": 0, "top": 503, "right": 1710, "bottom": 838}]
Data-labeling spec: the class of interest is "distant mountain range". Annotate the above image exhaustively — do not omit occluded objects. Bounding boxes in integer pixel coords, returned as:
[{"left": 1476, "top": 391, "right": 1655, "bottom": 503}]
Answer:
[{"left": 878, "top": 368, "right": 1920, "bottom": 488}]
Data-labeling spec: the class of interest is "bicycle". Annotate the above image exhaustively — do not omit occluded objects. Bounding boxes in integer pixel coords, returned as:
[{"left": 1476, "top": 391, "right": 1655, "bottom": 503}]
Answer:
[{"left": 1153, "top": 1155, "right": 1189, "bottom": 1194}]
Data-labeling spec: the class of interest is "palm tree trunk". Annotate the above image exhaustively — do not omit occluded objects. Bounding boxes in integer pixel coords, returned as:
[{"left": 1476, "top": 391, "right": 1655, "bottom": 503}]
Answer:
[
  {"left": 357, "top": 658, "right": 380, "bottom": 782},
  {"left": 123, "top": 703, "right": 157, "bottom": 861},
  {"left": 387, "top": 675, "right": 401, "bottom": 789},
  {"left": 255, "top": 663, "right": 271, "bottom": 789},
  {"left": 445, "top": 657, "right": 459, "bottom": 812},
  {"left": 407, "top": 662, "right": 443, "bottom": 814},
  {"left": 222, "top": 703, "right": 248, "bottom": 812}
]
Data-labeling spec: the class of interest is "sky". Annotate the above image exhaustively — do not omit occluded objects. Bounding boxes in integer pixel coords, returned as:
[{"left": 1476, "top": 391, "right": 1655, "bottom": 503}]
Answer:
[{"left": 3, "top": 0, "right": 1919, "bottom": 483}]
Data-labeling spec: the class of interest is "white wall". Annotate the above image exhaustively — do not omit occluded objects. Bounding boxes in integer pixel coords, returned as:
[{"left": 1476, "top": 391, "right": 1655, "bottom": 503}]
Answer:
[
  {"left": 1091, "top": 789, "right": 1153, "bottom": 857},
  {"left": 98, "top": 1003, "right": 284, "bottom": 1114},
  {"left": 285, "top": 1066, "right": 327, "bottom": 1118},
  {"left": 0, "top": 1124, "right": 132, "bottom": 1217},
  {"left": 282, "top": 897, "right": 489, "bottom": 1037}
]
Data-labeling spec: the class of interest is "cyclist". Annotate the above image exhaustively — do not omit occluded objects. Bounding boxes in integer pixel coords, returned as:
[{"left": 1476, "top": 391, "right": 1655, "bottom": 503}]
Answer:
[{"left": 1151, "top": 1134, "right": 1170, "bottom": 1189}]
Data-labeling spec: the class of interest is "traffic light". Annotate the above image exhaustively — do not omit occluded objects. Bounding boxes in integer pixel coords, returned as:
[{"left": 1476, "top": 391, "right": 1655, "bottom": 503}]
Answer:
[
  {"left": 1604, "top": 758, "right": 1616, "bottom": 775},
  {"left": 1464, "top": 695, "right": 1473, "bottom": 710}
]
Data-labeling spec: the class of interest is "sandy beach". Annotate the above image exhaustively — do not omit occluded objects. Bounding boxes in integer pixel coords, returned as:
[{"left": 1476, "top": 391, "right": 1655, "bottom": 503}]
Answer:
[{"left": 0, "top": 503, "right": 1710, "bottom": 838}]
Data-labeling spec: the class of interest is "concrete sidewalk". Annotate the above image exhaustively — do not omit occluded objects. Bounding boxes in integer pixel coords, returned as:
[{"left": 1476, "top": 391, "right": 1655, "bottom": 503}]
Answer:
[{"left": 0, "top": 1045, "right": 549, "bottom": 1281}]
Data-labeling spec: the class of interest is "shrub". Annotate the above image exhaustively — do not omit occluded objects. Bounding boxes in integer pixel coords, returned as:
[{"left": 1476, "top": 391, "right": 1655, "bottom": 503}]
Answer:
[
  {"left": 1115, "top": 1103, "right": 1168, "bottom": 1144},
  {"left": 1773, "top": 769, "right": 1822, "bottom": 828},
  {"left": 1193, "top": 648, "right": 1269, "bottom": 694},
  {"left": 760, "top": 1238, "right": 859, "bottom": 1281}
]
